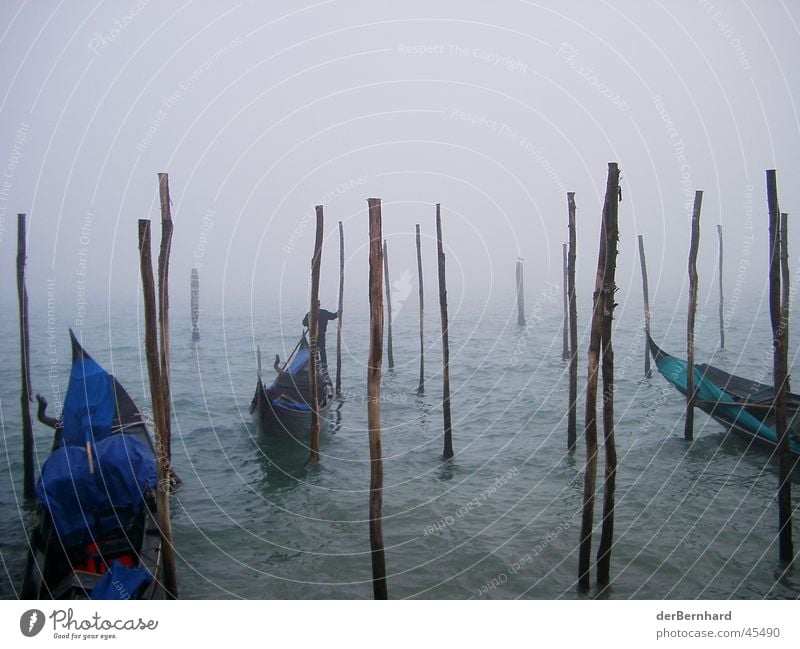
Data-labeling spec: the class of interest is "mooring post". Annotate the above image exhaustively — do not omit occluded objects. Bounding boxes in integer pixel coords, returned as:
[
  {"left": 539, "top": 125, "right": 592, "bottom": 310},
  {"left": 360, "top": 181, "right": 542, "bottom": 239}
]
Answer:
[
  {"left": 567, "top": 193, "right": 578, "bottom": 453},
  {"left": 367, "top": 198, "right": 388, "bottom": 599},
  {"left": 596, "top": 164, "right": 620, "bottom": 587},
  {"left": 685, "top": 191, "right": 703, "bottom": 442},
  {"left": 717, "top": 225, "right": 724, "bottom": 350},
  {"left": 780, "top": 213, "right": 790, "bottom": 393},
  {"left": 436, "top": 204, "right": 454, "bottom": 460},
  {"left": 562, "top": 243, "right": 569, "bottom": 360},
  {"left": 137, "top": 219, "right": 177, "bottom": 599},
  {"left": 638, "top": 235, "right": 652, "bottom": 379},
  {"left": 308, "top": 205, "right": 324, "bottom": 464},
  {"left": 767, "top": 170, "right": 793, "bottom": 562},
  {"left": 156, "top": 173, "right": 174, "bottom": 465},
  {"left": 335, "top": 220, "right": 344, "bottom": 395},
  {"left": 383, "top": 239, "right": 394, "bottom": 371},
  {"left": 191, "top": 268, "right": 200, "bottom": 343},
  {"left": 416, "top": 223, "right": 425, "bottom": 394},
  {"left": 17, "top": 214, "right": 35, "bottom": 499},
  {"left": 578, "top": 164, "right": 619, "bottom": 590},
  {"left": 516, "top": 259, "right": 526, "bottom": 326}
]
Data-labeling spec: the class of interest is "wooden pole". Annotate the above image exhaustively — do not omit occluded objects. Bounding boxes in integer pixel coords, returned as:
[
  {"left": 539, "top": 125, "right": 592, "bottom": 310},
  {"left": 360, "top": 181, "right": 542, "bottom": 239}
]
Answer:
[
  {"left": 578, "top": 164, "right": 619, "bottom": 590},
  {"left": 767, "top": 170, "right": 792, "bottom": 562},
  {"left": 717, "top": 225, "right": 724, "bottom": 349},
  {"left": 137, "top": 219, "right": 177, "bottom": 599},
  {"left": 562, "top": 244, "right": 569, "bottom": 360},
  {"left": 436, "top": 203, "right": 454, "bottom": 460},
  {"left": 367, "top": 198, "right": 388, "bottom": 599},
  {"left": 780, "top": 213, "right": 790, "bottom": 393},
  {"left": 383, "top": 239, "right": 394, "bottom": 370},
  {"left": 516, "top": 259, "right": 526, "bottom": 326},
  {"left": 596, "top": 164, "right": 620, "bottom": 587},
  {"left": 191, "top": 268, "right": 200, "bottom": 343},
  {"left": 335, "top": 221, "right": 344, "bottom": 395},
  {"left": 416, "top": 223, "right": 425, "bottom": 394},
  {"left": 638, "top": 235, "right": 652, "bottom": 379},
  {"left": 308, "top": 205, "right": 324, "bottom": 464},
  {"left": 156, "top": 173, "right": 174, "bottom": 464},
  {"left": 684, "top": 190, "right": 703, "bottom": 441},
  {"left": 17, "top": 214, "right": 35, "bottom": 499},
  {"left": 567, "top": 193, "right": 578, "bottom": 453}
]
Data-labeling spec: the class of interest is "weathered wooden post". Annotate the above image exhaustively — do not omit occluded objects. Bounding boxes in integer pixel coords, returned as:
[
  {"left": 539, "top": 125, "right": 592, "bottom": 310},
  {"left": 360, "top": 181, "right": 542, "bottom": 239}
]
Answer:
[
  {"left": 191, "top": 268, "right": 200, "bottom": 343},
  {"left": 416, "top": 223, "right": 425, "bottom": 394},
  {"left": 684, "top": 191, "right": 703, "bottom": 441},
  {"left": 137, "top": 219, "right": 177, "bottom": 599},
  {"left": 308, "top": 205, "right": 324, "bottom": 464},
  {"left": 780, "top": 213, "right": 790, "bottom": 393},
  {"left": 638, "top": 235, "right": 652, "bottom": 379},
  {"left": 17, "top": 214, "right": 35, "bottom": 499},
  {"left": 717, "top": 225, "right": 724, "bottom": 349},
  {"left": 516, "top": 259, "right": 526, "bottom": 326},
  {"left": 567, "top": 193, "right": 578, "bottom": 453},
  {"left": 156, "top": 173, "right": 174, "bottom": 465},
  {"left": 596, "top": 165, "right": 620, "bottom": 587},
  {"left": 383, "top": 240, "right": 394, "bottom": 370},
  {"left": 578, "top": 164, "right": 619, "bottom": 590},
  {"left": 436, "top": 204, "right": 454, "bottom": 460},
  {"left": 562, "top": 243, "right": 569, "bottom": 360},
  {"left": 767, "top": 170, "right": 792, "bottom": 562},
  {"left": 335, "top": 221, "right": 344, "bottom": 395},
  {"left": 367, "top": 198, "right": 388, "bottom": 599}
]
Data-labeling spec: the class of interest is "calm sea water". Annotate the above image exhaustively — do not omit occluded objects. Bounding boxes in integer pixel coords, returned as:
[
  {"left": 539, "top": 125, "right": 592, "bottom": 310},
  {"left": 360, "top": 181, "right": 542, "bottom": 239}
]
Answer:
[{"left": 1, "top": 292, "right": 798, "bottom": 599}]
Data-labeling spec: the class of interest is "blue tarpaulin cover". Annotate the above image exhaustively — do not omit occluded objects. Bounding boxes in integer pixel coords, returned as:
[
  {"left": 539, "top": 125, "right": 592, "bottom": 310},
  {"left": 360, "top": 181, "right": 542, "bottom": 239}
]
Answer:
[
  {"left": 89, "top": 561, "right": 152, "bottom": 600},
  {"left": 36, "top": 434, "right": 156, "bottom": 542},
  {"left": 61, "top": 356, "right": 115, "bottom": 447}
]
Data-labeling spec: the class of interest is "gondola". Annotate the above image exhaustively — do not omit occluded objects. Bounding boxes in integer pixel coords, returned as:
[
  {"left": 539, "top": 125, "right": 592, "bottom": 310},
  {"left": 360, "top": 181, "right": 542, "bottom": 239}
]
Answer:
[
  {"left": 648, "top": 335, "right": 800, "bottom": 456},
  {"left": 21, "top": 330, "right": 163, "bottom": 599},
  {"left": 250, "top": 332, "right": 333, "bottom": 439}
]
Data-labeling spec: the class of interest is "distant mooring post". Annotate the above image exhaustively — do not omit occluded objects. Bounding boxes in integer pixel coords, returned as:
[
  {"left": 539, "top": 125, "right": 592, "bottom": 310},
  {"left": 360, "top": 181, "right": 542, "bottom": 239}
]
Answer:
[
  {"left": 191, "top": 268, "right": 200, "bottom": 343},
  {"left": 17, "top": 213, "right": 35, "bottom": 499},
  {"left": 137, "top": 219, "right": 177, "bottom": 599},
  {"left": 637, "top": 235, "right": 652, "bottom": 379},
  {"left": 578, "top": 163, "right": 620, "bottom": 591},
  {"left": 416, "top": 223, "right": 425, "bottom": 394},
  {"left": 684, "top": 190, "right": 703, "bottom": 442},
  {"left": 436, "top": 203, "right": 454, "bottom": 460},
  {"left": 717, "top": 225, "right": 724, "bottom": 349},
  {"left": 516, "top": 259, "right": 526, "bottom": 326},
  {"left": 766, "top": 170, "right": 793, "bottom": 562},
  {"left": 383, "top": 240, "right": 394, "bottom": 370},
  {"left": 367, "top": 198, "right": 388, "bottom": 599},
  {"left": 308, "top": 205, "right": 324, "bottom": 464},
  {"left": 567, "top": 193, "right": 578, "bottom": 453},
  {"left": 335, "top": 221, "right": 344, "bottom": 395},
  {"left": 562, "top": 243, "right": 569, "bottom": 360}
]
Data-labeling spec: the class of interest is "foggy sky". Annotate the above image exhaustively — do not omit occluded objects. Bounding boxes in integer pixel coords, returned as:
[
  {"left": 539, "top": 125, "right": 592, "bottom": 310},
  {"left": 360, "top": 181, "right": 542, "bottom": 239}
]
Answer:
[{"left": 1, "top": 0, "right": 799, "bottom": 335}]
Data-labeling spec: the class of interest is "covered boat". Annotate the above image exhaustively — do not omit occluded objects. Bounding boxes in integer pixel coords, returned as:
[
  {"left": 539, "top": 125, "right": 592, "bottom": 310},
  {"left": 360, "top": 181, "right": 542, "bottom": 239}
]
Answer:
[
  {"left": 250, "top": 333, "right": 333, "bottom": 439},
  {"left": 648, "top": 335, "right": 800, "bottom": 456},
  {"left": 21, "top": 331, "right": 163, "bottom": 599}
]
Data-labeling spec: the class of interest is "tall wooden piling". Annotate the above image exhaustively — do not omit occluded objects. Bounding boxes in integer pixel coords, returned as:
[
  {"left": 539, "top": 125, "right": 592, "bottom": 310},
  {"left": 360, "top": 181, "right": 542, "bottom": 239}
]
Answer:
[
  {"left": 308, "top": 205, "right": 324, "bottom": 464},
  {"left": 367, "top": 198, "right": 388, "bottom": 599},
  {"left": 156, "top": 173, "right": 174, "bottom": 464},
  {"left": 191, "top": 268, "right": 200, "bottom": 343},
  {"left": 780, "top": 213, "right": 790, "bottom": 393},
  {"left": 516, "top": 259, "right": 526, "bottom": 326},
  {"left": 383, "top": 240, "right": 394, "bottom": 371},
  {"left": 767, "top": 170, "right": 793, "bottom": 562},
  {"left": 436, "top": 204, "right": 454, "bottom": 460},
  {"left": 684, "top": 191, "right": 703, "bottom": 442},
  {"left": 562, "top": 243, "right": 569, "bottom": 360},
  {"left": 137, "top": 219, "right": 177, "bottom": 599},
  {"left": 567, "top": 193, "right": 578, "bottom": 453},
  {"left": 17, "top": 214, "right": 34, "bottom": 499},
  {"left": 596, "top": 165, "right": 620, "bottom": 587},
  {"left": 717, "top": 225, "right": 724, "bottom": 349},
  {"left": 578, "top": 164, "right": 619, "bottom": 590},
  {"left": 416, "top": 223, "right": 425, "bottom": 394},
  {"left": 638, "top": 235, "right": 652, "bottom": 378},
  {"left": 335, "top": 221, "right": 344, "bottom": 395}
]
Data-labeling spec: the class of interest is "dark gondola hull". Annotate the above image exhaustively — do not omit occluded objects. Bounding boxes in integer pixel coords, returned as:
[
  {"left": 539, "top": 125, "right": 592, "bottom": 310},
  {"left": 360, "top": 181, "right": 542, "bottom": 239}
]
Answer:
[
  {"left": 21, "top": 331, "right": 164, "bottom": 600},
  {"left": 251, "top": 376, "right": 332, "bottom": 439}
]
